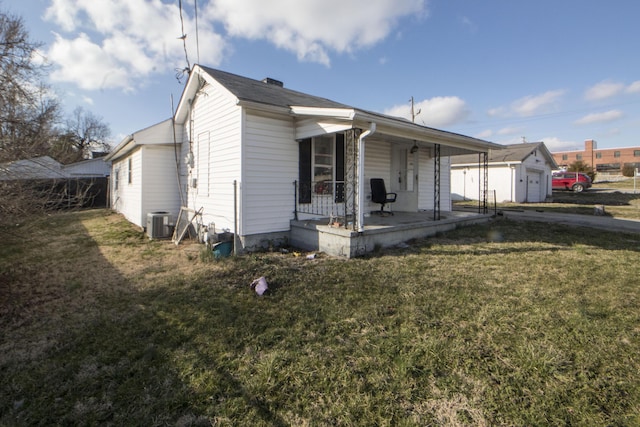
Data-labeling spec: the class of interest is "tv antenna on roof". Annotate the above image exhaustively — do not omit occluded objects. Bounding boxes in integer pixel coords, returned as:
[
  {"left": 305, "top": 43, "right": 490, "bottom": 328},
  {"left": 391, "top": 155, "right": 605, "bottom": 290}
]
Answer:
[{"left": 410, "top": 96, "right": 421, "bottom": 123}]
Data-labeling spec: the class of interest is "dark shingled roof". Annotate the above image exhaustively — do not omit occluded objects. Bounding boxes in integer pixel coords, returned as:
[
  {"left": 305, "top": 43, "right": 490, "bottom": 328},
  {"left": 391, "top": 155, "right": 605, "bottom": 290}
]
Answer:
[
  {"left": 200, "top": 66, "right": 351, "bottom": 110},
  {"left": 451, "top": 142, "right": 546, "bottom": 165}
]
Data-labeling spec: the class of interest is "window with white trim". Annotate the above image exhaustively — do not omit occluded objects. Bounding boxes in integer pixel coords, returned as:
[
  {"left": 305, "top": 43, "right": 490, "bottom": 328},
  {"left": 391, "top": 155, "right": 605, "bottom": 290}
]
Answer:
[{"left": 298, "top": 133, "right": 345, "bottom": 203}]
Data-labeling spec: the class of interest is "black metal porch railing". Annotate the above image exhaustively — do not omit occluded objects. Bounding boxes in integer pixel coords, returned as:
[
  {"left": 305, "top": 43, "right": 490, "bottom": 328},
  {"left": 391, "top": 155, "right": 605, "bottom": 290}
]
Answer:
[
  {"left": 480, "top": 189, "right": 497, "bottom": 215},
  {"left": 294, "top": 180, "right": 352, "bottom": 228}
]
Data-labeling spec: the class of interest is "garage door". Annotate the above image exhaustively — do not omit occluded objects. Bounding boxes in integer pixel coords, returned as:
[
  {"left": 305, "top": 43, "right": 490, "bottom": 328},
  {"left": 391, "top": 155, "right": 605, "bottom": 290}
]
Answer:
[{"left": 526, "top": 171, "right": 542, "bottom": 202}]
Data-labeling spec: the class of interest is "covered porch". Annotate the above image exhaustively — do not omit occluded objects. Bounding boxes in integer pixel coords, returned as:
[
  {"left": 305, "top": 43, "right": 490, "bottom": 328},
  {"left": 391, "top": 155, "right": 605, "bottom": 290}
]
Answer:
[
  {"left": 290, "top": 209, "right": 492, "bottom": 258},
  {"left": 289, "top": 107, "right": 499, "bottom": 256}
]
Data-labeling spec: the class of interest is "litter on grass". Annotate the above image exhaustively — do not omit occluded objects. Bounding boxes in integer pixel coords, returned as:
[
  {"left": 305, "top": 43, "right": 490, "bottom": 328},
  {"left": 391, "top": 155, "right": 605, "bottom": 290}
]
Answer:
[{"left": 251, "top": 276, "right": 268, "bottom": 296}]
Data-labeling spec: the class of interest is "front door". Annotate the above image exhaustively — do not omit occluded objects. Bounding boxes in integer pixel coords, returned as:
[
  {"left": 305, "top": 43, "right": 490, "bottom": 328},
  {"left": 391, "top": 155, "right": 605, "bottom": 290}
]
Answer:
[{"left": 391, "top": 146, "right": 418, "bottom": 211}]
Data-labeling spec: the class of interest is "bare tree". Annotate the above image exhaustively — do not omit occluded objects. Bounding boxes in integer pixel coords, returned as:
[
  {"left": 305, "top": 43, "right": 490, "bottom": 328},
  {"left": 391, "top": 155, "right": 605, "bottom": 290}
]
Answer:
[
  {"left": 50, "top": 107, "right": 111, "bottom": 164},
  {"left": 0, "top": 9, "right": 60, "bottom": 163},
  {"left": 0, "top": 8, "right": 63, "bottom": 225}
]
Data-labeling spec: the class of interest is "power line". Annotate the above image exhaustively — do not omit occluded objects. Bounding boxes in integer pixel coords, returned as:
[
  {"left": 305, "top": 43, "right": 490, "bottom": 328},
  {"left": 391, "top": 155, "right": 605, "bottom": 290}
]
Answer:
[{"left": 194, "top": 0, "right": 200, "bottom": 64}]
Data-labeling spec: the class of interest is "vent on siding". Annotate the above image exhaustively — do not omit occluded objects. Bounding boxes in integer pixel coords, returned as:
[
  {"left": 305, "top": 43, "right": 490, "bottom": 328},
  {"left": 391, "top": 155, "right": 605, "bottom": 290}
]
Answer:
[{"left": 262, "top": 77, "right": 283, "bottom": 87}]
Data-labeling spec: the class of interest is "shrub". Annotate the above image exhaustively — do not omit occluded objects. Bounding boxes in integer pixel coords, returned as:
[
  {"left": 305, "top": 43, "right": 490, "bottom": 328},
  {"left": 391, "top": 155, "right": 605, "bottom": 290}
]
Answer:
[
  {"left": 622, "top": 164, "right": 637, "bottom": 177},
  {"left": 568, "top": 160, "right": 596, "bottom": 182}
]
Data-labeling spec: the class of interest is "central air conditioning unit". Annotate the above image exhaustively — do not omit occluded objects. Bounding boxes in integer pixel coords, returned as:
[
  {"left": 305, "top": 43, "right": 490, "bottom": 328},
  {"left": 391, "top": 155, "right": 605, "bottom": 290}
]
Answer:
[{"left": 147, "top": 211, "right": 171, "bottom": 239}]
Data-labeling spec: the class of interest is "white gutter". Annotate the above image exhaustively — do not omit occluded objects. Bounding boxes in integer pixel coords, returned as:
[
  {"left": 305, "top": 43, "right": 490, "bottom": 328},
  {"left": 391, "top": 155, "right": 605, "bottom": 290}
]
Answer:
[{"left": 357, "top": 123, "right": 376, "bottom": 232}]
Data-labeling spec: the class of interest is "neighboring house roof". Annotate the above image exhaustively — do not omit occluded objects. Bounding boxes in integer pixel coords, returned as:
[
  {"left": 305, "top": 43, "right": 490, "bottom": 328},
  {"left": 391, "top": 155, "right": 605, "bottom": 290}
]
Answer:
[
  {"left": 174, "top": 65, "right": 500, "bottom": 156},
  {"left": 0, "top": 156, "right": 112, "bottom": 180},
  {"left": 0, "top": 156, "right": 67, "bottom": 180},
  {"left": 451, "top": 142, "right": 558, "bottom": 168}
]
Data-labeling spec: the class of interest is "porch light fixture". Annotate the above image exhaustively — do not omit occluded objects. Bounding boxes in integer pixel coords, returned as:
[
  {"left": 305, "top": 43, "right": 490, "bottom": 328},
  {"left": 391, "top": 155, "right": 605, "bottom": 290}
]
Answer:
[{"left": 410, "top": 141, "right": 419, "bottom": 154}]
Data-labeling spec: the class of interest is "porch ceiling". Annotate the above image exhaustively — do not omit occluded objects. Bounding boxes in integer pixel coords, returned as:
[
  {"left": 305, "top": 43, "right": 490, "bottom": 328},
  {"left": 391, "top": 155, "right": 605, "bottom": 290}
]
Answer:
[{"left": 366, "top": 133, "right": 487, "bottom": 157}]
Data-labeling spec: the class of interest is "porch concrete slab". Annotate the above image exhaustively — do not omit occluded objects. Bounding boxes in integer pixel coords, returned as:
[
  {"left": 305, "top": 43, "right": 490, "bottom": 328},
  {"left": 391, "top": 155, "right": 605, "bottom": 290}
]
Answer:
[{"left": 290, "top": 210, "right": 492, "bottom": 258}]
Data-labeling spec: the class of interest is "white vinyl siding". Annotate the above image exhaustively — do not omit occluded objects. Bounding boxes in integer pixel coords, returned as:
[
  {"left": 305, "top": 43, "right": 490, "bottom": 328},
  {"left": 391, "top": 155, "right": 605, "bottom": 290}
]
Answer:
[
  {"left": 141, "top": 145, "right": 182, "bottom": 222},
  {"left": 418, "top": 149, "right": 434, "bottom": 210},
  {"left": 186, "top": 84, "right": 242, "bottom": 232},
  {"left": 440, "top": 157, "right": 452, "bottom": 211},
  {"left": 63, "top": 159, "right": 110, "bottom": 177},
  {"left": 418, "top": 152, "right": 452, "bottom": 211},
  {"left": 197, "top": 132, "right": 210, "bottom": 196},
  {"left": 452, "top": 165, "right": 515, "bottom": 203},
  {"left": 111, "top": 149, "right": 143, "bottom": 227},
  {"left": 242, "top": 110, "right": 297, "bottom": 235},
  {"left": 364, "top": 140, "right": 392, "bottom": 213}
]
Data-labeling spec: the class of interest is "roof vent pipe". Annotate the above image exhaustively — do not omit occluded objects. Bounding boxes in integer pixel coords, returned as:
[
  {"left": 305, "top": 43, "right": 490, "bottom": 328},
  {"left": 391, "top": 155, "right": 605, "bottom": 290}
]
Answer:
[
  {"left": 262, "top": 77, "right": 283, "bottom": 87},
  {"left": 358, "top": 122, "right": 376, "bottom": 232}
]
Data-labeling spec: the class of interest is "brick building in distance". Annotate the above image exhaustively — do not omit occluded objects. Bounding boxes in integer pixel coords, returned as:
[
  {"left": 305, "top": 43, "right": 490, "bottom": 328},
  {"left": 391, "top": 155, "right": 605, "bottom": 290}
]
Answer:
[{"left": 551, "top": 139, "right": 640, "bottom": 175}]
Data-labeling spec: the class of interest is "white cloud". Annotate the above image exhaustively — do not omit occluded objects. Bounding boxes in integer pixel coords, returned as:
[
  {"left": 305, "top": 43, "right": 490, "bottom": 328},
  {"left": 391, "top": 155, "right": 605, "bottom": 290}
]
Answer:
[
  {"left": 384, "top": 96, "right": 469, "bottom": 128},
  {"left": 459, "top": 16, "right": 477, "bottom": 33},
  {"left": 573, "top": 110, "right": 623, "bottom": 126},
  {"left": 497, "top": 127, "right": 522, "bottom": 136},
  {"left": 204, "top": 0, "right": 426, "bottom": 65},
  {"left": 541, "top": 137, "right": 581, "bottom": 152},
  {"left": 488, "top": 90, "right": 565, "bottom": 118},
  {"left": 43, "top": 0, "right": 227, "bottom": 91},
  {"left": 42, "top": 0, "right": 426, "bottom": 91},
  {"left": 584, "top": 80, "right": 625, "bottom": 101},
  {"left": 486, "top": 107, "right": 504, "bottom": 117},
  {"left": 47, "top": 32, "right": 132, "bottom": 91},
  {"left": 475, "top": 129, "right": 493, "bottom": 139},
  {"left": 511, "top": 90, "right": 565, "bottom": 117},
  {"left": 627, "top": 80, "right": 640, "bottom": 94}
]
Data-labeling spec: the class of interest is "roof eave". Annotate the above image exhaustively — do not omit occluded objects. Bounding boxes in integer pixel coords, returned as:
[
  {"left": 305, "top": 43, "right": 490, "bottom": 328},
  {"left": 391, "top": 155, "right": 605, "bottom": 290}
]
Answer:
[
  {"left": 290, "top": 106, "right": 356, "bottom": 119},
  {"left": 105, "top": 135, "right": 134, "bottom": 161},
  {"left": 352, "top": 110, "right": 499, "bottom": 152},
  {"left": 237, "top": 99, "right": 292, "bottom": 115}
]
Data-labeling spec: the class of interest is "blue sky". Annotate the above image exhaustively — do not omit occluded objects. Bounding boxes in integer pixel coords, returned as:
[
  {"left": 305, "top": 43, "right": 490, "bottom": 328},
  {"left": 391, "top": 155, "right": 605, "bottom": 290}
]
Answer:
[{"left": 7, "top": 0, "right": 640, "bottom": 151}]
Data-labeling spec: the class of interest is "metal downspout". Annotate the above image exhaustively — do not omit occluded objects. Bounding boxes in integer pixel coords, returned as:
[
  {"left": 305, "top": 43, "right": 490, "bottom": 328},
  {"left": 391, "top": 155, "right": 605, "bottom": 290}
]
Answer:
[{"left": 357, "top": 123, "right": 376, "bottom": 232}]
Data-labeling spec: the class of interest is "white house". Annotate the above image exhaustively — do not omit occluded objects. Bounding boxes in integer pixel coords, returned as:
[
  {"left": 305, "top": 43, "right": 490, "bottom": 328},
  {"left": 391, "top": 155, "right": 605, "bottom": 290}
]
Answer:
[
  {"left": 451, "top": 142, "right": 558, "bottom": 203},
  {"left": 105, "top": 119, "right": 183, "bottom": 228},
  {"left": 108, "top": 66, "right": 500, "bottom": 256}
]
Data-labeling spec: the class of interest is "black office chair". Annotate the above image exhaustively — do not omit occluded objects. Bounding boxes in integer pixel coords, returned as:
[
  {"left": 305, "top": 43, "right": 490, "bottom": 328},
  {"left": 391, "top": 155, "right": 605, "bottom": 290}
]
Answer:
[{"left": 370, "top": 178, "right": 397, "bottom": 215}]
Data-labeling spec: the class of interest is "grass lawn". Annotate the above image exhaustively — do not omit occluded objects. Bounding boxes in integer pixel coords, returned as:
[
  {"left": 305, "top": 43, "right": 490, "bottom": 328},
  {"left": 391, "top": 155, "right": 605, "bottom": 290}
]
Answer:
[
  {"left": 2, "top": 210, "right": 640, "bottom": 425},
  {"left": 456, "top": 186, "right": 640, "bottom": 220},
  {"left": 592, "top": 177, "right": 640, "bottom": 190}
]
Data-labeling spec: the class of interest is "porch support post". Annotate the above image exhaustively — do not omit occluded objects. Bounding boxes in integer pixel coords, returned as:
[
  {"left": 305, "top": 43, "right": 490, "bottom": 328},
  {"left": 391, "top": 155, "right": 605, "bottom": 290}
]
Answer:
[
  {"left": 434, "top": 144, "right": 441, "bottom": 221},
  {"left": 482, "top": 151, "right": 489, "bottom": 214},
  {"left": 344, "top": 129, "right": 359, "bottom": 230},
  {"left": 357, "top": 123, "right": 376, "bottom": 232},
  {"left": 478, "top": 152, "right": 488, "bottom": 214}
]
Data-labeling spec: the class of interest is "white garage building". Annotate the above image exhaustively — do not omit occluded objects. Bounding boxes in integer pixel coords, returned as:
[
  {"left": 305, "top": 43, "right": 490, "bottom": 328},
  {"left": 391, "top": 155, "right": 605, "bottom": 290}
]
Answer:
[{"left": 451, "top": 142, "right": 557, "bottom": 203}]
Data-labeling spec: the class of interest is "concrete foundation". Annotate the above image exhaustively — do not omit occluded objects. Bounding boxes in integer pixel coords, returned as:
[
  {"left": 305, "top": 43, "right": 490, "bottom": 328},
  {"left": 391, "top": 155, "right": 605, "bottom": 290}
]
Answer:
[{"left": 290, "top": 210, "right": 492, "bottom": 258}]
